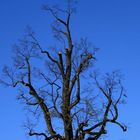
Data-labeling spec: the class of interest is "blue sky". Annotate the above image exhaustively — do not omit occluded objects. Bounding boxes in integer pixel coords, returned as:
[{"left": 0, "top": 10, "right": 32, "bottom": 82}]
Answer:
[{"left": 0, "top": 0, "right": 140, "bottom": 139}]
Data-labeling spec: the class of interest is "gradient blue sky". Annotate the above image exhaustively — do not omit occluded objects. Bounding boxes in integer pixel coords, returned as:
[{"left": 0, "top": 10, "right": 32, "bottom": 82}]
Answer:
[{"left": 0, "top": 0, "right": 140, "bottom": 140}]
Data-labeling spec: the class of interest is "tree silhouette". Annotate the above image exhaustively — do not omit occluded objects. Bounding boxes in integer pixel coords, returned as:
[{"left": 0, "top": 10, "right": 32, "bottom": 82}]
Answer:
[{"left": 0, "top": 1, "right": 127, "bottom": 140}]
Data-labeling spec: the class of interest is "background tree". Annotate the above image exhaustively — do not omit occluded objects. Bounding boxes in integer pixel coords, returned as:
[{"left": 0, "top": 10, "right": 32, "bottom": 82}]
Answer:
[{"left": 0, "top": 1, "right": 127, "bottom": 140}]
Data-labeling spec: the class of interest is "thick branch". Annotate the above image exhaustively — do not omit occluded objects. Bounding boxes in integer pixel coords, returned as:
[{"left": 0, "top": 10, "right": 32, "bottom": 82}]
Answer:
[
  {"left": 69, "top": 75, "right": 80, "bottom": 109},
  {"left": 29, "top": 130, "right": 62, "bottom": 140},
  {"left": 20, "top": 80, "right": 56, "bottom": 136},
  {"left": 69, "top": 54, "right": 93, "bottom": 95},
  {"left": 29, "top": 131, "right": 48, "bottom": 139},
  {"left": 58, "top": 52, "right": 65, "bottom": 77}
]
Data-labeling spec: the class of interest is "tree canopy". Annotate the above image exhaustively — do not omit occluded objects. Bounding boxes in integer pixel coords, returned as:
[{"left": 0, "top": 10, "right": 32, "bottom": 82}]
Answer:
[{"left": 0, "top": 1, "right": 127, "bottom": 140}]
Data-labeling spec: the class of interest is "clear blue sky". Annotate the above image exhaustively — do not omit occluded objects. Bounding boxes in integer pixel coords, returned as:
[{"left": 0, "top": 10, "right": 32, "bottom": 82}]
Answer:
[{"left": 0, "top": 0, "right": 140, "bottom": 139}]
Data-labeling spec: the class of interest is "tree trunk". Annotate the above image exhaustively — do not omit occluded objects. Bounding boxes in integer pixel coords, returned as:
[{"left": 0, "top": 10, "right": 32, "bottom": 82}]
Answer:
[{"left": 62, "top": 80, "right": 73, "bottom": 140}]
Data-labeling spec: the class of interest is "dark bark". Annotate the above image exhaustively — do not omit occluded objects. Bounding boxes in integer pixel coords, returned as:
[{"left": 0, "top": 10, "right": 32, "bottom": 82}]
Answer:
[{"left": 0, "top": 1, "right": 127, "bottom": 140}]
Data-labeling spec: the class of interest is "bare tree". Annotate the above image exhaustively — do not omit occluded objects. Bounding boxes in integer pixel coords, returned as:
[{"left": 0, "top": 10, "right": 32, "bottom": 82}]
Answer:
[{"left": 0, "top": 1, "right": 127, "bottom": 140}]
